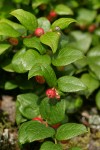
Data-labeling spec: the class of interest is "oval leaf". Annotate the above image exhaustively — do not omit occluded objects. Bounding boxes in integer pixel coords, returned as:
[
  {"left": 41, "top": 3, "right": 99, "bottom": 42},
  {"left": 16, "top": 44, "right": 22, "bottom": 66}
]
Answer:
[
  {"left": 56, "top": 123, "right": 87, "bottom": 140},
  {"left": 40, "top": 98, "right": 66, "bottom": 125},
  {"left": 52, "top": 46, "right": 84, "bottom": 66},
  {"left": 23, "top": 37, "right": 46, "bottom": 54},
  {"left": 17, "top": 93, "right": 40, "bottom": 119},
  {"left": 87, "top": 45, "right": 100, "bottom": 79},
  {"left": 32, "top": 0, "right": 50, "bottom": 9},
  {"left": 4, "top": 80, "right": 18, "bottom": 90},
  {"left": 55, "top": 4, "right": 73, "bottom": 15},
  {"left": 10, "top": 9, "right": 38, "bottom": 31},
  {"left": 40, "top": 141, "right": 63, "bottom": 150},
  {"left": 0, "top": 18, "right": 26, "bottom": 35},
  {"left": 80, "top": 73, "right": 99, "bottom": 96},
  {"left": 38, "top": 17, "right": 51, "bottom": 32},
  {"left": 52, "top": 18, "right": 76, "bottom": 30},
  {"left": 18, "top": 121, "right": 55, "bottom": 144},
  {"left": 12, "top": 49, "right": 40, "bottom": 73},
  {"left": 0, "top": 22, "right": 21, "bottom": 37},
  {"left": 95, "top": 91, "right": 100, "bottom": 110},
  {"left": 57, "top": 76, "right": 86, "bottom": 92},
  {"left": 28, "top": 64, "right": 57, "bottom": 87},
  {"left": 0, "top": 44, "right": 11, "bottom": 55},
  {"left": 16, "top": 101, "right": 27, "bottom": 125},
  {"left": 40, "top": 32, "right": 60, "bottom": 53}
]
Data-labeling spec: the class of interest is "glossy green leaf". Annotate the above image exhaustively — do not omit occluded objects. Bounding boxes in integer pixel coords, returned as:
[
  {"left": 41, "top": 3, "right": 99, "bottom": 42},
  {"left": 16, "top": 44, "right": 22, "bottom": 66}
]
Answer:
[
  {"left": 32, "top": 0, "right": 50, "bottom": 9},
  {"left": 0, "top": 44, "right": 11, "bottom": 55},
  {"left": 55, "top": 4, "right": 73, "bottom": 15},
  {"left": 10, "top": 9, "right": 38, "bottom": 31},
  {"left": 51, "top": 18, "right": 76, "bottom": 30},
  {"left": 57, "top": 76, "right": 86, "bottom": 92},
  {"left": 56, "top": 123, "right": 87, "bottom": 140},
  {"left": 52, "top": 46, "right": 84, "bottom": 66},
  {"left": 0, "top": 18, "right": 26, "bottom": 35},
  {"left": 95, "top": 91, "right": 100, "bottom": 110},
  {"left": 17, "top": 93, "right": 40, "bottom": 119},
  {"left": 0, "top": 22, "right": 21, "bottom": 37},
  {"left": 23, "top": 37, "right": 46, "bottom": 54},
  {"left": 40, "top": 98, "right": 66, "bottom": 125},
  {"left": 40, "top": 32, "right": 60, "bottom": 53},
  {"left": 12, "top": 49, "right": 40, "bottom": 73},
  {"left": 16, "top": 101, "right": 27, "bottom": 125},
  {"left": 28, "top": 64, "right": 57, "bottom": 87},
  {"left": 18, "top": 121, "right": 55, "bottom": 144},
  {"left": 40, "top": 141, "right": 63, "bottom": 150}
]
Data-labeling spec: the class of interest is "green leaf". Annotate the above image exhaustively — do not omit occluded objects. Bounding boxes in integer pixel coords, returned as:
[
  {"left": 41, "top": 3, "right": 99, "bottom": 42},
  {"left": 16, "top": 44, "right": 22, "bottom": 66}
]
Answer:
[
  {"left": 32, "top": 0, "right": 50, "bottom": 9},
  {"left": 95, "top": 91, "right": 100, "bottom": 110},
  {"left": 87, "top": 45, "right": 100, "bottom": 79},
  {"left": 40, "top": 98, "right": 66, "bottom": 125},
  {"left": 65, "top": 96, "right": 83, "bottom": 114},
  {"left": 18, "top": 121, "right": 55, "bottom": 144},
  {"left": 40, "top": 141, "right": 63, "bottom": 150},
  {"left": 10, "top": 9, "right": 38, "bottom": 31},
  {"left": 17, "top": 93, "right": 40, "bottom": 119},
  {"left": 38, "top": 17, "right": 51, "bottom": 32},
  {"left": 0, "top": 18, "right": 26, "bottom": 35},
  {"left": 4, "top": 80, "right": 18, "bottom": 90},
  {"left": 69, "top": 31, "right": 92, "bottom": 53},
  {"left": 51, "top": 18, "right": 76, "bottom": 30},
  {"left": 56, "top": 123, "right": 87, "bottom": 140},
  {"left": 57, "top": 76, "right": 86, "bottom": 92},
  {"left": 12, "top": 49, "right": 40, "bottom": 73},
  {"left": 1, "top": 58, "right": 15, "bottom": 72},
  {"left": 28, "top": 64, "right": 57, "bottom": 87},
  {"left": 40, "top": 32, "right": 60, "bottom": 53},
  {"left": 16, "top": 101, "right": 27, "bottom": 125},
  {"left": 0, "top": 44, "right": 11, "bottom": 55},
  {"left": 73, "top": 57, "right": 87, "bottom": 69},
  {"left": 77, "top": 8, "right": 97, "bottom": 24},
  {"left": 0, "top": 22, "right": 21, "bottom": 37},
  {"left": 23, "top": 37, "right": 46, "bottom": 54},
  {"left": 52, "top": 46, "right": 84, "bottom": 66},
  {"left": 55, "top": 4, "right": 73, "bottom": 15},
  {"left": 80, "top": 73, "right": 99, "bottom": 96}
]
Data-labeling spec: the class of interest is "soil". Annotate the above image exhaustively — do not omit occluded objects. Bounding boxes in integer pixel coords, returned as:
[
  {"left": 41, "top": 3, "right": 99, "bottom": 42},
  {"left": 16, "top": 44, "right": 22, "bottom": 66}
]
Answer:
[{"left": 0, "top": 95, "right": 100, "bottom": 150}]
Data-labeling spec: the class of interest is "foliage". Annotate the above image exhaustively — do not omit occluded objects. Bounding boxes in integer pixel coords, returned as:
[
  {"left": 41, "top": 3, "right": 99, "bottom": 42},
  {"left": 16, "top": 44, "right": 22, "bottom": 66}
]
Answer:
[{"left": 0, "top": 0, "right": 100, "bottom": 149}]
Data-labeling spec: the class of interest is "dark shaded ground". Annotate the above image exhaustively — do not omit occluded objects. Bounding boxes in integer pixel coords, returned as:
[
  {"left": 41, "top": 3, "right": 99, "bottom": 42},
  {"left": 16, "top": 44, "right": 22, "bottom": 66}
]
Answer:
[{"left": 0, "top": 95, "right": 100, "bottom": 150}]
